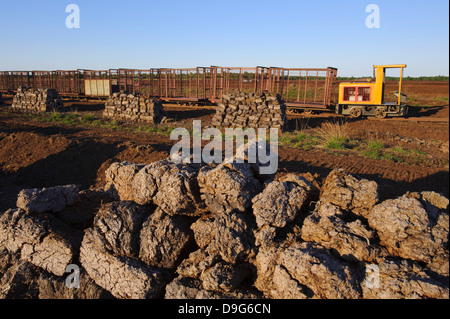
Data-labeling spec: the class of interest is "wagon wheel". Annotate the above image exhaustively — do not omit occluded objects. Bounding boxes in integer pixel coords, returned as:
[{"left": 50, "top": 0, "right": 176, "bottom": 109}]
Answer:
[
  {"left": 375, "top": 108, "right": 387, "bottom": 119},
  {"left": 349, "top": 107, "right": 362, "bottom": 118}
]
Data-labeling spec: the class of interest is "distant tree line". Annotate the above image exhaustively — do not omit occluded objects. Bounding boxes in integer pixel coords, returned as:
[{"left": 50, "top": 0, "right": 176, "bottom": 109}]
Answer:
[{"left": 337, "top": 76, "right": 449, "bottom": 82}]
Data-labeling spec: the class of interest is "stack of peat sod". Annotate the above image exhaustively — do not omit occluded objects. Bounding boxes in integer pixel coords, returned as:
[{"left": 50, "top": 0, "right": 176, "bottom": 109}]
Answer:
[
  {"left": 103, "top": 92, "right": 169, "bottom": 124},
  {"left": 0, "top": 93, "right": 4, "bottom": 107},
  {"left": 11, "top": 87, "right": 63, "bottom": 112},
  {"left": 211, "top": 92, "right": 288, "bottom": 131},
  {"left": 0, "top": 147, "right": 448, "bottom": 299}
]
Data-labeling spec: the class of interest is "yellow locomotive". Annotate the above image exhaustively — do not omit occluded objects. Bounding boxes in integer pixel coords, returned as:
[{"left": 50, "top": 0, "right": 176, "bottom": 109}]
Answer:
[{"left": 335, "top": 64, "right": 407, "bottom": 118}]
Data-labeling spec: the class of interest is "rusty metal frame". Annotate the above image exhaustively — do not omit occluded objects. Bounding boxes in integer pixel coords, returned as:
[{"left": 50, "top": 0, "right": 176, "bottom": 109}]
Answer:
[
  {"left": 209, "top": 66, "right": 271, "bottom": 101},
  {"left": 32, "top": 71, "right": 55, "bottom": 90},
  {"left": 0, "top": 71, "right": 10, "bottom": 92},
  {"left": 280, "top": 67, "right": 337, "bottom": 109},
  {"left": 158, "top": 67, "right": 211, "bottom": 102},
  {"left": 209, "top": 66, "right": 227, "bottom": 101},
  {"left": 1, "top": 71, "right": 33, "bottom": 92},
  {"left": 115, "top": 68, "right": 162, "bottom": 97},
  {"left": 117, "top": 69, "right": 136, "bottom": 94},
  {"left": 267, "top": 67, "right": 284, "bottom": 95},
  {"left": 0, "top": 66, "right": 338, "bottom": 106},
  {"left": 139, "top": 69, "right": 160, "bottom": 97},
  {"left": 55, "top": 70, "right": 81, "bottom": 96}
]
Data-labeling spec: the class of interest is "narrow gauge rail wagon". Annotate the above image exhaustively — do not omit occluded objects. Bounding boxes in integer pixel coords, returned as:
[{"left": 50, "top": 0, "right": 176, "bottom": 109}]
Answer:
[
  {"left": 0, "top": 66, "right": 338, "bottom": 109},
  {"left": 0, "top": 65, "right": 408, "bottom": 117}
]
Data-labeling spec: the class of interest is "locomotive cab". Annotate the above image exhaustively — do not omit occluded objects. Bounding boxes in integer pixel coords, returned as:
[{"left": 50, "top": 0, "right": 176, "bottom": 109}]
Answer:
[{"left": 336, "top": 64, "right": 407, "bottom": 118}]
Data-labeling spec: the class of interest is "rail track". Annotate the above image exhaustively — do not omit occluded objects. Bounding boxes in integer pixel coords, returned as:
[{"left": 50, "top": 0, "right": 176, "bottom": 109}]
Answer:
[{"left": 368, "top": 117, "right": 449, "bottom": 124}]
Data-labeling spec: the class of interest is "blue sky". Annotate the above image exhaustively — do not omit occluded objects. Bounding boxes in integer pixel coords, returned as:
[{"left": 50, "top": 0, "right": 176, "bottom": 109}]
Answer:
[{"left": 0, "top": 0, "right": 448, "bottom": 77}]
